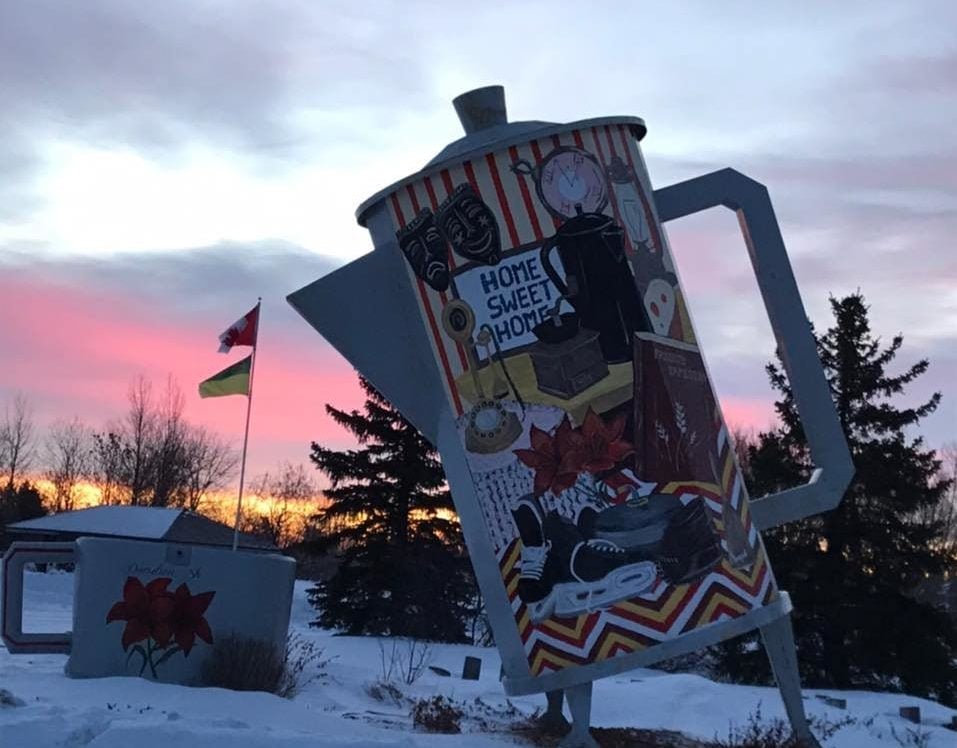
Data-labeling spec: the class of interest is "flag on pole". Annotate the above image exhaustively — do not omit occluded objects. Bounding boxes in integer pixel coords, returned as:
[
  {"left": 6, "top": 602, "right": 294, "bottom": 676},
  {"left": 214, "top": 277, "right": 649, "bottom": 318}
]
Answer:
[
  {"left": 205, "top": 299, "right": 261, "bottom": 551},
  {"left": 198, "top": 355, "right": 252, "bottom": 398},
  {"left": 218, "top": 305, "right": 259, "bottom": 353}
]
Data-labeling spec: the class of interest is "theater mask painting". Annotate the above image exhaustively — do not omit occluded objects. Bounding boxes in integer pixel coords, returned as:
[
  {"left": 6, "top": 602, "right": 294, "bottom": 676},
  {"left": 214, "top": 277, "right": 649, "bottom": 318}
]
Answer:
[
  {"left": 396, "top": 208, "right": 451, "bottom": 292},
  {"left": 436, "top": 183, "right": 503, "bottom": 266}
]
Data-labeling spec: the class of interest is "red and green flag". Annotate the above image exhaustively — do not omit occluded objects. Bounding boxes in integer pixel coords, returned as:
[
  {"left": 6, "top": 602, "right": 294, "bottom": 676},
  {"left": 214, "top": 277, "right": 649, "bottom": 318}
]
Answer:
[
  {"left": 198, "top": 355, "right": 252, "bottom": 399},
  {"left": 218, "top": 304, "right": 259, "bottom": 353}
]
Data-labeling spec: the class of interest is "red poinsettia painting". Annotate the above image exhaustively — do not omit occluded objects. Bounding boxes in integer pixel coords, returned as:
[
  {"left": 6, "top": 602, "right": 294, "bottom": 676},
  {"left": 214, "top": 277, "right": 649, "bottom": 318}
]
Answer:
[
  {"left": 567, "top": 409, "right": 633, "bottom": 474},
  {"left": 106, "top": 576, "right": 216, "bottom": 678},
  {"left": 513, "top": 416, "right": 580, "bottom": 497},
  {"left": 514, "top": 409, "right": 637, "bottom": 504}
]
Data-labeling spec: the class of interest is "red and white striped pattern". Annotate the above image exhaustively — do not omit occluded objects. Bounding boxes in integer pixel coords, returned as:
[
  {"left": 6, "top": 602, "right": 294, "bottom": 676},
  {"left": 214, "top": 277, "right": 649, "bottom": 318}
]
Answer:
[{"left": 383, "top": 124, "right": 664, "bottom": 416}]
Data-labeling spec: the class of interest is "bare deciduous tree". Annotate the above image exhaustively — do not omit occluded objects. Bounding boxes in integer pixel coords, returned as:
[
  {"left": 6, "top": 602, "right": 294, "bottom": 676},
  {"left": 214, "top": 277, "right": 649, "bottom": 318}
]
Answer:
[
  {"left": 91, "top": 431, "right": 125, "bottom": 506},
  {"left": 729, "top": 425, "right": 757, "bottom": 481},
  {"left": 88, "top": 376, "right": 237, "bottom": 509},
  {"left": 179, "top": 427, "right": 238, "bottom": 512},
  {"left": 924, "top": 442, "right": 957, "bottom": 558},
  {"left": 121, "top": 376, "right": 160, "bottom": 506},
  {"left": 1, "top": 393, "right": 37, "bottom": 489},
  {"left": 247, "top": 462, "right": 318, "bottom": 548},
  {"left": 44, "top": 417, "right": 91, "bottom": 512},
  {"left": 150, "top": 377, "right": 189, "bottom": 507}
]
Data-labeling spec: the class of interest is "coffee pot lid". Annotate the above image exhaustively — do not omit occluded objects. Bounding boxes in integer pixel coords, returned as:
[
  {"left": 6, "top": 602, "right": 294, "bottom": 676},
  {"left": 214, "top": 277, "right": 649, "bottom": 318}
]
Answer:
[{"left": 355, "top": 85, "right": 646, "bottom": 227}]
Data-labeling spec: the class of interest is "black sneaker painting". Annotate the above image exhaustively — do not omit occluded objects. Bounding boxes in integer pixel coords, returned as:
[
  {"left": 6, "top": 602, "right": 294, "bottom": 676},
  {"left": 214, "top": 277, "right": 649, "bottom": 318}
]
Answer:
[
  {"left": 511, "top": 499, "right": 659, "bottom": 622},
  {"left": 657, "top": 497, "right": 723, "bottom": 585}
]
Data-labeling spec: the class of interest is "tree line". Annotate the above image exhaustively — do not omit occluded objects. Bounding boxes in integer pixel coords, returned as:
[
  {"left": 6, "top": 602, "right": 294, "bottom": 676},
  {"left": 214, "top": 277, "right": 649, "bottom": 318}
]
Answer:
[
  {"left": 1, "top": 377, "right": 237, "bottom": 512},
  {"left": 717, "top": 293, "right": 957, "bottom": 706},
  {"left": 0, "top": 376, "right": 320, "bottom": 549},
  {"left": 305, "top": 377, "right": 480, "bottom": 644},
  {"left": 305, "top": 292, "right": 957, "bottom": 706}
]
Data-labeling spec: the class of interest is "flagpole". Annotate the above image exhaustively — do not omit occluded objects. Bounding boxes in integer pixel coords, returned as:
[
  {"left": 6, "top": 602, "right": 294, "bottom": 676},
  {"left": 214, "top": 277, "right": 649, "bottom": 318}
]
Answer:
[{"left": 232, "top": 298, "right": 261, "bottom": 552}]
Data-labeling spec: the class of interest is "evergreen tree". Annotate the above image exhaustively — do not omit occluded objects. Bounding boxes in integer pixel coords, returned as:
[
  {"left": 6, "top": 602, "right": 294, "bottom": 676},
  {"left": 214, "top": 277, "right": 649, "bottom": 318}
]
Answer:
[
  {"left": 307, "top": 376, "right": 476, "bottom": 642},
  {"left": 0, "top": 481, "right": 46, "bottom": 550},
  {"left": 717, "top": 293, "right": 957, "bottom": 705}
]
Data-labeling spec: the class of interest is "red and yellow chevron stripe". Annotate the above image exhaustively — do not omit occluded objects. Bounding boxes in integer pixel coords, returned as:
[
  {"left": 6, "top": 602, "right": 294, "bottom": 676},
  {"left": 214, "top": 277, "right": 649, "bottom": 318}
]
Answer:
[{"left": 498, "top": 479, "right": 778, "bottom": 677}]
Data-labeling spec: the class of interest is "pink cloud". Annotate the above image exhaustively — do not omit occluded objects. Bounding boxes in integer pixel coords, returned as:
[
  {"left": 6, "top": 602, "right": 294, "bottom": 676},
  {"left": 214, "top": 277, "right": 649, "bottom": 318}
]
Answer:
[
  {"left": 21, "top": 259, "right": 945, "bottom": 481},
  {"left": 6, "top": 267, "right": 778, "bottom": 475},
  {"left": 3, "top": 268, "right": 782, "bottom": 472},
  {"left": 719, "top": 396, "right": 777, "bottom": 435},
  {"left": 2, "top": 270, "right": 365, "bottom": 477}
]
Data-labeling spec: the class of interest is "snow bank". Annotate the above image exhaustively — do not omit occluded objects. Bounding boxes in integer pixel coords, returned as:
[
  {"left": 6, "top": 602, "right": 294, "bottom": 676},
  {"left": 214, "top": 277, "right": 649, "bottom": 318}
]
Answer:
[{"left": 2, "top": 572, "right": 955, "bottom": 747}]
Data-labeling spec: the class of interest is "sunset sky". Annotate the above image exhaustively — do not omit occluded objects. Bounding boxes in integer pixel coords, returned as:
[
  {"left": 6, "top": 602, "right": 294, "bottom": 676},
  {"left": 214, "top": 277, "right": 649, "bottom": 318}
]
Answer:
[{"left": 2, "top": 1, "right": 954, "bottom": 484}]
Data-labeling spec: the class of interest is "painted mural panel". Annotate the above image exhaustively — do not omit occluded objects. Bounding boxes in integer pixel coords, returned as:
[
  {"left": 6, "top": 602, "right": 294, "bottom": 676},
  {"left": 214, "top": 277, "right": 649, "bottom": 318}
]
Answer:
[{"left": 387, "top": 125, "right": 776, "bottom": 677}]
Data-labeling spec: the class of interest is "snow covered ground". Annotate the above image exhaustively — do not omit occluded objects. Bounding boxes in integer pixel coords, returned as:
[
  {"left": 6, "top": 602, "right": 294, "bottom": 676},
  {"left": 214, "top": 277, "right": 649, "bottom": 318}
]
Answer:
[{"left": 2, "top": 570, "right": 955, "bottom": 747}]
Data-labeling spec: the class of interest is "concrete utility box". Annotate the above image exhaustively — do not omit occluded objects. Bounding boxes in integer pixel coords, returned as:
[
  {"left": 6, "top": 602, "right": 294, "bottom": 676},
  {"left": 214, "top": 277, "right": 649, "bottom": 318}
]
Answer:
[{"left": 3, "top": 536, "right": 295, "bottom": 685}]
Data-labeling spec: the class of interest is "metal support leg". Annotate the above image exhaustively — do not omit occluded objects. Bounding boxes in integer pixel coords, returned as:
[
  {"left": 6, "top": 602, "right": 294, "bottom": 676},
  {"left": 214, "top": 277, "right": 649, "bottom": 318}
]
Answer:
[
  {"left": 559, "top": 681, "right": 599, "bottom": 748},
  {"left": 539, "top": 689, "right": 569, "bottom": 732},
  {"left": 759, "top": 613, "right": 821, "bottom": 748}
]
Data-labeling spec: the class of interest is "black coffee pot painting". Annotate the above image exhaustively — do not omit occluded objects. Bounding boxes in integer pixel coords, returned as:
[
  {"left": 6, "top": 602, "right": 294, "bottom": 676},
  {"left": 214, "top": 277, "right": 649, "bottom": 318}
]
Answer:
[
  {"left": 540, "top": 210, "right": 649, "bottom": 364},
  {"left": 513, "top": 146, "right": 651, "bottom": 364},
  {"left": 395, "top": 184, "right": 502, "bottom": 291}
]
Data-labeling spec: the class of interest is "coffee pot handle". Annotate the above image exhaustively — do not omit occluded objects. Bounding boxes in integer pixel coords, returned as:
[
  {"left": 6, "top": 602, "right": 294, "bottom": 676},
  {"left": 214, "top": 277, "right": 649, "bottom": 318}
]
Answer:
[
  {"left": 2, "top": 541, "right": 75, "bottom": 654},
  {"left": 539, "top": 237, "right": 570, "bottom": 298},
  {"left": 653, "top": 168, "right": 854, "bottom": 530}
]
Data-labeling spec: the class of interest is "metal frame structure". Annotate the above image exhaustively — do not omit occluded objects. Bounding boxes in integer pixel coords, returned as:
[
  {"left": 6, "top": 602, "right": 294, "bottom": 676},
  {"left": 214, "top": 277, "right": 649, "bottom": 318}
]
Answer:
[{"left": 288, "top": 87, "right": 854, "bottom": 748}]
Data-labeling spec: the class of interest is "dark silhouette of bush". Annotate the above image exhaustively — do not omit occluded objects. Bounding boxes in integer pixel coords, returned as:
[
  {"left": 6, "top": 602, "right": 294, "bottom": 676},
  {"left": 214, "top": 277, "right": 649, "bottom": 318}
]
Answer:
[{"left": 199, "top": 632, "right": 325, "bottom": 698}]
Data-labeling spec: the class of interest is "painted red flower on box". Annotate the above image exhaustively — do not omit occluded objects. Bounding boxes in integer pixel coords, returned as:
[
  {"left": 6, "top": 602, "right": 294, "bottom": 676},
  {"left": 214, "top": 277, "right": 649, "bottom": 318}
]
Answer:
[{"left": 106, "top": 576, "right": 215, "bottom": 677}]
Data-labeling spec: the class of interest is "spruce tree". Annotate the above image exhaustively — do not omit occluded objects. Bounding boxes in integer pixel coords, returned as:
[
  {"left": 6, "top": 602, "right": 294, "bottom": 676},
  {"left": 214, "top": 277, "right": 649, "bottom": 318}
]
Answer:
[
  {"left": 717, "top": 293, "right": 957, "bottom": 705},
  {"left": 0, "top": 481, "right": 45, "bottom": 550},
  {"left": 307, "top": 376, "right": 476, "bottom": 642}
]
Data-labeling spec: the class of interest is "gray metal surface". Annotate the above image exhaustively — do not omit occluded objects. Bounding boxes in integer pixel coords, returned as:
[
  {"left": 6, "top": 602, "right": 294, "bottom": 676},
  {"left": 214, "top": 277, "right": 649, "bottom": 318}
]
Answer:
[
  {"left": 287, "top": 229, "right": 534, "bottom": 684},
  {"left": 435, "top": 411, "right": 534, "bottom": 680},
  {"left": 562, "top": 682, "right": 599, "bottom": 748},
  {"left": 654, "top": 169, "right": 854, "bottom": 529},
  {"left": 760, "top": 613, "right": 823, "bottom": 747},
  {"left": 355, "top": 85, "right": 645, "bottom": 226},
  {"left": 287, "top": 228, "right": 446, "bottom": 446},
  {"left": 452, "top": 85, "right": 508, "bottom": 134}
]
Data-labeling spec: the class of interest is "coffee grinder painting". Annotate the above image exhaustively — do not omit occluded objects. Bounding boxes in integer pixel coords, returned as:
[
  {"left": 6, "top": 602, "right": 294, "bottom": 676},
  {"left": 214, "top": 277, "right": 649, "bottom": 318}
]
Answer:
[{"left": 387, "top": 125, "right": 776, "bottom": 677}]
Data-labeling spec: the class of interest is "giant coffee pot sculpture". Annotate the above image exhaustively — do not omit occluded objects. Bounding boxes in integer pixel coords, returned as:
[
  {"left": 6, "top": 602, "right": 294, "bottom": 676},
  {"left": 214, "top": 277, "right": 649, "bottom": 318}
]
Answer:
[{"left": 289, "top": 87, "right": 853, "bottom": 748}]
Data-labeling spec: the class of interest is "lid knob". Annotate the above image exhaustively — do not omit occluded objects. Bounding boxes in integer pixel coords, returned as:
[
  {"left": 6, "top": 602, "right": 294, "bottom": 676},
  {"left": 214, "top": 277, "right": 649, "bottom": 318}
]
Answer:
[{"left": 452, "top": 85, "right": 507, "bottom": 135}]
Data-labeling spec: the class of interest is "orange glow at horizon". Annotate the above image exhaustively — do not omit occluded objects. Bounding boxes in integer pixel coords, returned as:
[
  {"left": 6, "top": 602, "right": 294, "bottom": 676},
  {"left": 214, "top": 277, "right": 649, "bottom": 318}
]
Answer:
[
  {"left": 28, "top": 478, "right": 327, "bottom": 545},
  {"left": 26, "top": 476, "right": 458, "bottom": 547}
]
